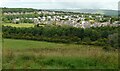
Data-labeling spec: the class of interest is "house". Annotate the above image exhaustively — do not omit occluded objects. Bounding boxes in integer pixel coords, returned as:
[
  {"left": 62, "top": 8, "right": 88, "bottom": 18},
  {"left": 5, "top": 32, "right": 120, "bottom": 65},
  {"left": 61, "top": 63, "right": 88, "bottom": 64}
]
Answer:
[
  {"left": 29, "top": 18, "right": 33, "bottom": 20},
  {"left": 113, "top": 21, "right": 120, "bottom": 24},
  {"left": 101, "top": 22, "right": 110, "bottom": 27},
  {"left": 33, "top": 18, "right": 40, "bottom": 24},
  {"left": 89, "top": 15, "right": 92, "bottom": 18},
  {"left": 91, "top": 23, "right": 101, "bottom": 27},
  {"left": 81, "top": 17, "right": 85, "bottom": 21},
  {"left": 81, "top": 21, "right": 91, "bottom": 28},
  {"left": 13, "top": 18, "right": 20, "bottom": 24},
  {"left": 74, "top": 23, "right": 81, "bottom": 28}
]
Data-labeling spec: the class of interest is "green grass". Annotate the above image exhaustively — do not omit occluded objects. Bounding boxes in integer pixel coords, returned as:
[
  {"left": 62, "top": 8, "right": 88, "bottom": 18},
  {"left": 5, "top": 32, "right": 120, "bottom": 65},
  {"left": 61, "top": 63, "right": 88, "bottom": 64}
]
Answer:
[
  {"left": 3, "top": 39, "right": 118, "bottom": 69},
  {"left": 2, "top": 23, "right": 34, "bottom": 28}
]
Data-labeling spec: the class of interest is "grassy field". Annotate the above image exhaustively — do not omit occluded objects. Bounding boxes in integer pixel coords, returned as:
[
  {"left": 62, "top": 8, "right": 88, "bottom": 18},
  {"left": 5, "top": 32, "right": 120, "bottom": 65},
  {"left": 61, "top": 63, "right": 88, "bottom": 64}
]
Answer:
[
  {"left": 2, "top": 23, "right": 35, "bottom": 28},
  {"left": 3, "top": 39, "right": 118, "bottom": 69}
]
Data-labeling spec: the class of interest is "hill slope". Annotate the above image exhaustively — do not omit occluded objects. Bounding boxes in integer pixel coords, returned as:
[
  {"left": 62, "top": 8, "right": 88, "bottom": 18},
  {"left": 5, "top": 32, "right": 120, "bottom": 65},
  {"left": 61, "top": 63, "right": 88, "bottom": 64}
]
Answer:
[{"left": 50, "top": 9, "right": 118, "bottom": 16}]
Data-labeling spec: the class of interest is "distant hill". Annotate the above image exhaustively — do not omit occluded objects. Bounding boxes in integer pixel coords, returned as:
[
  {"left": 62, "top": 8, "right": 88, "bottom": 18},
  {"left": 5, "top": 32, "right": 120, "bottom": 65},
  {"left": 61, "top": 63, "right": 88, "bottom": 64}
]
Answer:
[
  {"left": 2, "top": 8, "right": 37, "bottom": 13},
  {"left": 1, "top": 8, "right": 118, "bottom": 16},
  {"left": 49, "top": 9, "right": 118, "bottom": 16}
]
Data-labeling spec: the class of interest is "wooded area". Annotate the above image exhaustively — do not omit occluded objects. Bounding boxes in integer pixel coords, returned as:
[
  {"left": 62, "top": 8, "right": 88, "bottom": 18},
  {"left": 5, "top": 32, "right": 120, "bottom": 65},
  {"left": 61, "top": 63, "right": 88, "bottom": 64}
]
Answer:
[{"left": 2, "top": 25, "right": 119, "bottom": 49}]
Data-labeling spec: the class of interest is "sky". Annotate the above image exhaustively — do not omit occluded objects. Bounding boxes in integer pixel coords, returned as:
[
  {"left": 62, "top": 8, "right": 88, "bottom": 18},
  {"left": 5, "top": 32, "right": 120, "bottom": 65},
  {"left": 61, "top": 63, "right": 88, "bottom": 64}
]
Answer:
[{"left": 0, "top": 0, "right": 120, "bottom": 10}]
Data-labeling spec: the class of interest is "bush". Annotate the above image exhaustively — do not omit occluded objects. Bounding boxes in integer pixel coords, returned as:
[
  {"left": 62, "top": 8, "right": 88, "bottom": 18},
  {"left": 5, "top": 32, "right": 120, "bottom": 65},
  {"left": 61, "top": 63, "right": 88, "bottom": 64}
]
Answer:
[
  {"left": 108, "top": 33, "right": 119, "bottom": 48},
  {"left": 94, "top": 38, "right": 108, "bottom": 46},
  {"left": 82, "top": 37, "right": 91, "bottom": 45},
  {"left": 102, "top": 46, "right": 114, "bottom": 51},
  {"left": 2, "top": 25, "right": 119, "bottom": 48}
]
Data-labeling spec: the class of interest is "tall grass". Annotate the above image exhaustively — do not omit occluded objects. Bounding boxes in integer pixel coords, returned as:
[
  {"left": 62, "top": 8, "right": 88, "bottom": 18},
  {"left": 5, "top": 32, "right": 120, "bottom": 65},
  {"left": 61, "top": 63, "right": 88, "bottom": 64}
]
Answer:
[{"left": 2, "top": 39, "right": 118, "bottom": 69}]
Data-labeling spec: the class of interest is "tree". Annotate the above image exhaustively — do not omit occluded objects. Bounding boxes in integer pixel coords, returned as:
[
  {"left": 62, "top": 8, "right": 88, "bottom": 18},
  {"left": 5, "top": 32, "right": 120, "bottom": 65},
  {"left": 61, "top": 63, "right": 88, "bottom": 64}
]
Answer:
[
  {"left": 82, "top": 37, "right": 91, "bottom": 44},
  {"left": 108, "top": 33, "right": 119, "bottom": 48}
]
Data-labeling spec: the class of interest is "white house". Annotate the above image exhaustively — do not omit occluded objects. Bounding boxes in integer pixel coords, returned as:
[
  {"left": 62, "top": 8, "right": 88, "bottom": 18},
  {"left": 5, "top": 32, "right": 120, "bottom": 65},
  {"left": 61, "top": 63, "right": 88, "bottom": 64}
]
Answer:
[
  {"left": 74, "top": 23, "right": 81, "bottom": 28},
  {"left": 13, "top": 18, "right": 20, "bottom": 24},
  {"left": 81, "top": 21, "right": 91, "bottom": 28}
]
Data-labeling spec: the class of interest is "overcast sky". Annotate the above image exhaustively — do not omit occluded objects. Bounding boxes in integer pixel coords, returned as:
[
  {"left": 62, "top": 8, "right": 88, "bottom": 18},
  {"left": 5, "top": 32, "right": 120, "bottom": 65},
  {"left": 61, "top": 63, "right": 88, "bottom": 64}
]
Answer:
[{"left": 0, "top": 0, "right": 119, "bottom": 10}]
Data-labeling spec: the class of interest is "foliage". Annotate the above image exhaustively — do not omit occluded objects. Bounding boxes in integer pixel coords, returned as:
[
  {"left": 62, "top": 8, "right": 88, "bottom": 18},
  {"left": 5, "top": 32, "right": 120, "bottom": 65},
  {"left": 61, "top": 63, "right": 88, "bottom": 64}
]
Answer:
[
  {"left": 2, "top": 8, "right": 36, "bottom": 13},
  {"left": 108, "top": 33, "right": 119, "bottom": 48},
  {"left": 2, "top": 25, "right": 119, "bottom": 48},
  {"left": 3, "top": 39, "right": 118, "bottom": 69}
]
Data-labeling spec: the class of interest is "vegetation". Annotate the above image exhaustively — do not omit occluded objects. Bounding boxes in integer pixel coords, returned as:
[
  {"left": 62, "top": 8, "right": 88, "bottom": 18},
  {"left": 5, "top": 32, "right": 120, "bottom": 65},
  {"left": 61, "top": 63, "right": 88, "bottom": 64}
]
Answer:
[
  {"left": 3, "top": 23, "right": 34, "bottom": 28},
  {"left": 3, "top": 39, "right": 118, "bottom": 69},
  {"left": 2, "top": 25, "right": 119, "bottom": 49},
  {"left": 2, "top": 14, "right": 39, "bottom": 23},
  {"left": 2, "top": 8, "right": 37, "bottom": 13},
  {"left": 2, "top": 8, "right": 119, "bottom": 69},
  {"left": 2, "top": 8, "right": 119, "bottom": 23}
]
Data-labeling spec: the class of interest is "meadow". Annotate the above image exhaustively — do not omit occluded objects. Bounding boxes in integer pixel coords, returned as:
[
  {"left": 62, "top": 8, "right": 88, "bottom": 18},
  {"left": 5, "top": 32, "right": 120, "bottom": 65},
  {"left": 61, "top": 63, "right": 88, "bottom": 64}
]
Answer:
[
  {"left": 2, "top": 23, "right": 34, "bottom": 28},
  {"left": 2, "top": 39, "right": 118, "bottom": 69}
]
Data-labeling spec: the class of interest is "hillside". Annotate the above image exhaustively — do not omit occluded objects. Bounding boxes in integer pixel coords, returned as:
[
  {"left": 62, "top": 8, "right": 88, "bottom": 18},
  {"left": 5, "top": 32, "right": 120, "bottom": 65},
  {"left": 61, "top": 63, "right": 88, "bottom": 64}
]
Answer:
[
  {"left": 50, "top": 9, "right": 118, "bottom": 16},
  {"left": 2, "top": 8, "right": 118, "bottom": 16},
  {"left": 3, "top": 39, "right": 118, "bottom": 69}
]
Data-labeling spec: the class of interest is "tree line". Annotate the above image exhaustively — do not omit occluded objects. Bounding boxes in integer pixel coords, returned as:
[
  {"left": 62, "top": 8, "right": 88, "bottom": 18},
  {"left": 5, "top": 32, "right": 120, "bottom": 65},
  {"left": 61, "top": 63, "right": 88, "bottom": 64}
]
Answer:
[
  {"left": 2, "top": 14, "right": 40, "bottom": 23},
  {"left": 2, "top": 25, "right": 119, "bottom": 49},
  {"left": 2, "top": 8, "right": 37, "bottom": 13}
]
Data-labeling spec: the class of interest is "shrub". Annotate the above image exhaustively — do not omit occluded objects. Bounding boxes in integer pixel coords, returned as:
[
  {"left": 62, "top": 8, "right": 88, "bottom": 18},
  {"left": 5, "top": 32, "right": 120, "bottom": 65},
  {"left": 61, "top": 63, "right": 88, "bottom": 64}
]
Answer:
[
  {"left": 102, "top": 45, "right": 114, "bottom": 51},
  {"left": 82, "top": 37, "right": 91, "bottom": 45},
  {"left": 2, "top": 25, "right": 119, "bottom": 48},
  {"left": 94, "top": 38, "right": 108, "bottom": 46},
  {"left": 108, "top": 33, "right": 119, "bottom": 49}
]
